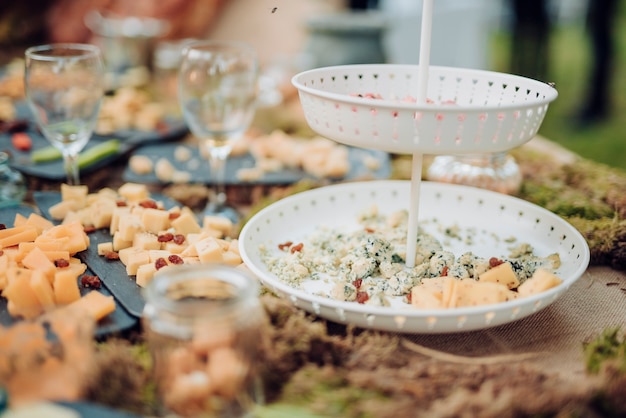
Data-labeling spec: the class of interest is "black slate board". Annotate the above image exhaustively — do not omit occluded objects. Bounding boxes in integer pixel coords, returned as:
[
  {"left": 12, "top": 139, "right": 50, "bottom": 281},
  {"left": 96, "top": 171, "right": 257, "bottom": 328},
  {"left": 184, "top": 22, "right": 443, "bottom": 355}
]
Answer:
[
  {"left": 0, "top": 203, "right": 137, "bottom": 334},
  {"left": 123, "top": 142, "right": 391, "bottom": 185},
  {"left": 1, "top": 102, "right": 188, "bottom": 181},
  {"left": 33, "top": 191, "right": 181, "bottom": 318}
]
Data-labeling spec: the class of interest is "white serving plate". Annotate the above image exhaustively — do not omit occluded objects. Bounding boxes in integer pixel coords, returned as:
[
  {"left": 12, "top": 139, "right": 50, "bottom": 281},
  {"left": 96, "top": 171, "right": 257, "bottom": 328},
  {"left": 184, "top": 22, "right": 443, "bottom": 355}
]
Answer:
[{"left": 239, "top": 180, "right": 590, "bottom": 333}]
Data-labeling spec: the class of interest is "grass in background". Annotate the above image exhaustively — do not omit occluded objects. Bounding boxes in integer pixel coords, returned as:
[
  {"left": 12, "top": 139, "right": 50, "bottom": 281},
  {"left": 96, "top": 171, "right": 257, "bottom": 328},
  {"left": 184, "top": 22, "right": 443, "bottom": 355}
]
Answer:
[{"left": 491, "top": 8, "right": 626, "bottom": 172}]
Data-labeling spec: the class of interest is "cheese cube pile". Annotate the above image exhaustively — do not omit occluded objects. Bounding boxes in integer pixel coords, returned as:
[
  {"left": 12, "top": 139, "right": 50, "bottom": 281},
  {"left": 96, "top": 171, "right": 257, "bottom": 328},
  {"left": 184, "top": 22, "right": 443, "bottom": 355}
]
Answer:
[
  {"left": 51, "top": 183, "right": 242, "bottom": 288},
  {"left": 0, "top": 212, "right": 115, "bottom": 320},
  {"left": 410, "top": 262, "right": 562, "bottom": 309}
]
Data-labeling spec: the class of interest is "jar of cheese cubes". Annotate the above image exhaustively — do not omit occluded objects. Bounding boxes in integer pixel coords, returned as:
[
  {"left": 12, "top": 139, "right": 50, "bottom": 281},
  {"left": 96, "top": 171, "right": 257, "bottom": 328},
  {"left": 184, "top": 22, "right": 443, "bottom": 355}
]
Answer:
[{"left": 142, "top": 264, "right": 266, "bottom": 417}]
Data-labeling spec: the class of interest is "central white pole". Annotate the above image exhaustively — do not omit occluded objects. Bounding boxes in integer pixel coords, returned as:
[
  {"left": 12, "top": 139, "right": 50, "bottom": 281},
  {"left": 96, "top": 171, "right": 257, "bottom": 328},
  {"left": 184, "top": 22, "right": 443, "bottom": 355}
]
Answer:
[{"left": 405, "top": 0, "right": 433, "bottom": 268}]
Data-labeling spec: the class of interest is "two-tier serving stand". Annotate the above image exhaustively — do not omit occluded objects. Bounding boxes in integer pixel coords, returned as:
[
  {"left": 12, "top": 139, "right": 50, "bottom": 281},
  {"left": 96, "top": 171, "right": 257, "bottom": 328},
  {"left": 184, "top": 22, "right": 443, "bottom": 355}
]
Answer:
[
  {"left": 291, "top": 0, "right": 557, "bottom": 268},
  {"left": 239, "top": 1, "right": 590, "bottom": 333}
]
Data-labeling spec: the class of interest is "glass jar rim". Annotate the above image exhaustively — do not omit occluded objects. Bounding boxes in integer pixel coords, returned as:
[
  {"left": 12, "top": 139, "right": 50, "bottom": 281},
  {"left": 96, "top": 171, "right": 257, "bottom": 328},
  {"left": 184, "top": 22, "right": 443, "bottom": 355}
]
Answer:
[
  {"left": 143, "top": 264, "right": 259, "bottom": 318},
  {"left": 25, "top": 43, "right": 102, "bottom": 60}
]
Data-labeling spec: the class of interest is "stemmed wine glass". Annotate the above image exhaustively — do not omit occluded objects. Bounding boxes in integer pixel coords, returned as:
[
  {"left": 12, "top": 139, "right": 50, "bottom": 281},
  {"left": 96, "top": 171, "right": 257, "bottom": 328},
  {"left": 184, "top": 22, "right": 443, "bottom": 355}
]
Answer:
[
  {"left": 178, "top": 40, "right": 258, "bottom": 221},
  {"left": 24, "top": 43, "right": 105, "bottom": 185}
]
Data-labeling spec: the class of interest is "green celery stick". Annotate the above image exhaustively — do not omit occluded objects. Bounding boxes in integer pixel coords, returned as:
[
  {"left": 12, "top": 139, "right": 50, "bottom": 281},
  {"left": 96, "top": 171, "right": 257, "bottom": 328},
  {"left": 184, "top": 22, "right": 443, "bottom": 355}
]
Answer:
[
  {"left": 31, "top": 146, "right": 62, "bottom": 163},
  {"left": 31, "top": 139, "right": 121, "bottom": 168},
  {"left": 77, "top": 139, "right": 121, "bottom": 168}
]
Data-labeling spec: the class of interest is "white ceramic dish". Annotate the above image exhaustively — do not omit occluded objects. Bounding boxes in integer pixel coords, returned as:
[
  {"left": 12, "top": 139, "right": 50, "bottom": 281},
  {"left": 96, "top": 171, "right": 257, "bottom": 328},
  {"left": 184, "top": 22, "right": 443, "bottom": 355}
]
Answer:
[{"left": 239, "top": 180, "right": 590, "bottom": 333}]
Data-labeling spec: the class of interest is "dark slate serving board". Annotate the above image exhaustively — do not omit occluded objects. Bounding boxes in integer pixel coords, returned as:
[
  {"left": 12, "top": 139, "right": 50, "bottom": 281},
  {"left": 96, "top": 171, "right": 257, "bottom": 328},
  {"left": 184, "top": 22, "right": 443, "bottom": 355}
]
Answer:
[
  {"left": 33, "top": 191, "right": 181, "bottom": 318},
  {"left": 0, "top": 203, "right": 137, "bottom": 335},
  {"left": 0, "top": 101, "right": 188, "bottom": 181},
  {"left": 123, "top": 142, "right": 392, "bottom": 185}
]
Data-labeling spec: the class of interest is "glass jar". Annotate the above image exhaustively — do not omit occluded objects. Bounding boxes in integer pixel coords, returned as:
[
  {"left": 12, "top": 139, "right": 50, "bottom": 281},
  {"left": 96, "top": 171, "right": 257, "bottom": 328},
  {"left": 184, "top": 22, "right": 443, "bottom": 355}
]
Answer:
[
  {"left": 426, "top": 152, "right": 522, "bottom": 195},
  {"left": 0, "top": 151, "right": 26, "bottom": 209},
  {"left": 142, "top": 264, "right": 265, "bottom": 417}
]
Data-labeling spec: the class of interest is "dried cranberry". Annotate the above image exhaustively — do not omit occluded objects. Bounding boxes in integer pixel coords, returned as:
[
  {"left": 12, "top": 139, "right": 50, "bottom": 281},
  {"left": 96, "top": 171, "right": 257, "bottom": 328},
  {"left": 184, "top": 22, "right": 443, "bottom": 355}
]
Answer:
[
  {"left": 290, "top": 243, "right": 304, "bottom": 253},
  {"left": 54, "top": 259, "right": 70, "bottom": 268},
  {"left": 356, "top": 291, "right": 369, "bottom": 304},
  {"left": 81, "top": 275, "right": 102, "bottom": 289},
  {"left": 278, "top": 241, "right": 293, "bottom": 251},
  {"left": 158, "top": 233, "right": 174, "bottom": 243},
  {"left": 139, "top": 199, "right": 158, "bottom": 209},
  {"left": 105, "top": 251, "right": 120, "bottom": 260},
  {"left": 352, "top": 278, "right": 363, "bottom": 289},
  {"left": 489, "top": 257, "right": 504, "bottom": 267},
  {"left": 173, "top": 234, "right": 185, "bottom": 245},
  {"left": 155, "top": 257, "right": 168, "bottom": 270},
  {"left": 168, "top": 254, "right": 184, "bottom": 265}
]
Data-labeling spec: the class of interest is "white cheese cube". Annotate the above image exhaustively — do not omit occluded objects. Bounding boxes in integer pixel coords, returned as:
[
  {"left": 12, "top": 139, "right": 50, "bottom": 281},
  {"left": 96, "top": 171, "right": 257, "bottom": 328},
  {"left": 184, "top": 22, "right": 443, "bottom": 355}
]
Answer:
[
  {"left": 136, "top": 263, "right": 157, "bottom": 287},
  {"left": 48, "top": 200, "right": 82, "bottom": 221},
  {"left": 126, "top": 250, "right": 151, "bottom": 276},
  {"left": 118, "top": 246, "right": 144, "bottom": 266},
  {"left": 171, "top": 212, "right": 201, "bottom": 235},
  {"left": 133, "top": 232, "right": 161, "bottom": 250},
  {"left": 195, "top": 237, "right": 224, "bottom": 263},
  {"left": 110, "top": 206, "right": 131, "bottom": 235},
  {"left": 61, "top": 183, "right": 88, "bottom": 207},
  {"left": 164, "top": 242, "right": 187, "bottom": 254},
  {"left": 89, "top": 197, "right": 117, "bottom": 229},
  {"left": 221, "top": 251, "right": 242, "bottom": 266},
  {"left": 118, "top": 182, "right": 149, "bottom": 202},
  {"left": 117, "top": 214, "right": 144, "bottom": 241},
  {"left": 202, "top": 215, "right": 233, "bottom": 237},
  {"left": 149, "top": 250, "right": 171, "bottom": 263},
  {"left": 112, "top": 233, "right": 132, "bottom": 251},
  {"left": 141, "top": 208, "right": 171, "bottom": 234},
  {"left": 97, "top": 242, "right": 114, "bottom": 256}
]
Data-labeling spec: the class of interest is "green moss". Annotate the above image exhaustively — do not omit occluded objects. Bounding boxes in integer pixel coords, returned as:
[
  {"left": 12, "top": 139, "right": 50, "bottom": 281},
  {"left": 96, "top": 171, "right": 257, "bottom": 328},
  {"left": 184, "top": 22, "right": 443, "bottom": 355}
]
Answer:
[
  {"left": 584, "top": 328, "right": 626, "bottom": 374},
  {"left": 274, "top": 365, "right": 389, "bottom": 418}
]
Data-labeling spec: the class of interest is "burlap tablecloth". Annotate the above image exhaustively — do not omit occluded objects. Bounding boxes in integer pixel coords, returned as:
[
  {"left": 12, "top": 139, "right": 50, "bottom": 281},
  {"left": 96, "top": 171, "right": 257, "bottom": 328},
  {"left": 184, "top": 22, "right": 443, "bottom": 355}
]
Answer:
[{"left": 403, "top": 266, "right": 625, "bottom": 378}]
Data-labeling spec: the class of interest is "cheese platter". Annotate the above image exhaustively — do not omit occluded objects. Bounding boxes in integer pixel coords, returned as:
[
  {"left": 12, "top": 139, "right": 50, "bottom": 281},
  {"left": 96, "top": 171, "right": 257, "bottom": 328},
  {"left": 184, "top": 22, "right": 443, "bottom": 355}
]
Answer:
[{"left": 0, "top": 204, "right": 137, "bottom": 336}]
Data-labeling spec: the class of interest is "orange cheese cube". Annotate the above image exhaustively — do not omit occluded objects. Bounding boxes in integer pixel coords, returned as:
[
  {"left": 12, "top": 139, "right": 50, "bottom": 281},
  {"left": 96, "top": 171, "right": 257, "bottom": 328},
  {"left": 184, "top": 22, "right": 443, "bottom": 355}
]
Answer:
[
  {"left": 478, "top": 262, "right": 520, "bottom": 290},
  {"left": 41, "top": 222, "right": 89, "bottom": 254},
  {"left": 70, "top": 290, "right": 116, "bottom": 321},
  {"left": 21, "top": 246, "right": 57, "bottom": 279},
  {"left": 0, "top": 225, "right": 38, "bottom": 249},
  {"left": 30, "top": 270, "right": 56, "bottom": 309},
  {"left": 3, "top": 272, "right": 43, "bottom": 319},
  {"left": 12, "top": 212, "right": 28, "bottom": 227},
  {"left": 53, "top": 269, "right": 81, "bottom": 305},
  {"left": 24, "top": 213, "right": 54, "bottom": 233}
]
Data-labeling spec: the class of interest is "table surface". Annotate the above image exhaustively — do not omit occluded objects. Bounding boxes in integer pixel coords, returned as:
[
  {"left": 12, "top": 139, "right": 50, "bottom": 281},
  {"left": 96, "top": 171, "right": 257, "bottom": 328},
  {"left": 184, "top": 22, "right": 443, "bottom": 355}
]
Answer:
[{"left": 3, "top": 102, "right": 625, "bottom": 415}]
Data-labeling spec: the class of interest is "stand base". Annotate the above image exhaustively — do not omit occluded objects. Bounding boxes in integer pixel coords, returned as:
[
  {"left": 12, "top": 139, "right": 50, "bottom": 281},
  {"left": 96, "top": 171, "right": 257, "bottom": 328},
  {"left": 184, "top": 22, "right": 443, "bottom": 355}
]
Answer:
[{"left": 426, "top": 153, "right": 522, "bottom": 195}]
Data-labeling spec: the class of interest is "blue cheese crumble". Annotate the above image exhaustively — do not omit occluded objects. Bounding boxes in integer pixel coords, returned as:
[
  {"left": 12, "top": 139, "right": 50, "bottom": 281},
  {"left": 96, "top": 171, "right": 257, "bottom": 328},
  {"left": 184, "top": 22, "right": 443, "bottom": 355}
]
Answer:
[{"left": 259, "top": 207, "right": 561, "bottom": 306}]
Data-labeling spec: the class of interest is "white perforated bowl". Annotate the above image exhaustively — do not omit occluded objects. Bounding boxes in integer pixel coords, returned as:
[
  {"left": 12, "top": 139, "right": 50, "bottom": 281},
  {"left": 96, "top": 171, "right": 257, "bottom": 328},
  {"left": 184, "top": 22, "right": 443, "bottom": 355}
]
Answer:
[
  {"left": 292, "top": 64, "right": 558, "bottom": 154},
  {"left": 239, "top": 181, "right": 590, "bottom": 333}
]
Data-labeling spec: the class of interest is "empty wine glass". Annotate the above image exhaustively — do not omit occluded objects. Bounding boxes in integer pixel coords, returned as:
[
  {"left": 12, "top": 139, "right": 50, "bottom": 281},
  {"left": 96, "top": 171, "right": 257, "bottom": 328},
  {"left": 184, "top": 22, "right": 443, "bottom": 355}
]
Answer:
[
  {"left": 178, "top": 40, "right": 258, "bottom": 221},
  {"left": 24, "top": 43, "right": 105, "bottom": 185}
]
